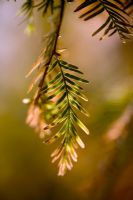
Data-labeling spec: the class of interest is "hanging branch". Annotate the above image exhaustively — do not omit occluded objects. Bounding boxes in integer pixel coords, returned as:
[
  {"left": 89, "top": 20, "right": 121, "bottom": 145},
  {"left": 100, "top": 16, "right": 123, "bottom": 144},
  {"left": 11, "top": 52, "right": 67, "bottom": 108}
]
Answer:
[
  {"left": 22, "top": 0, "right": 89, "bottom": 175},
  {"left": 43, "top": 57, "right": 89, "bottom": 176},
  {"left": 18, "top": 0, "right": 133, "bottom": 175}
]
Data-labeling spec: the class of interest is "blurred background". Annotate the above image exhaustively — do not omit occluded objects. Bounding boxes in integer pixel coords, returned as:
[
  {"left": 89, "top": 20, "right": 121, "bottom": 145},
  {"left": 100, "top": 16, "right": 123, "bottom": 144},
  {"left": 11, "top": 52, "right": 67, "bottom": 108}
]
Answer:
[{"left": 0, "top": 1, "right": 133, "bottom": 200}]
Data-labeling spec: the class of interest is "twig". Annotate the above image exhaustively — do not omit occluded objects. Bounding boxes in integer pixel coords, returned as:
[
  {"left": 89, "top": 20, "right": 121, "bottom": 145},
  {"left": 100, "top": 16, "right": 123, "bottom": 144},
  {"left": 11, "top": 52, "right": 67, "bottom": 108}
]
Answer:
[{"left": 34, "top": 0, "right": 65, "bottom": 105}]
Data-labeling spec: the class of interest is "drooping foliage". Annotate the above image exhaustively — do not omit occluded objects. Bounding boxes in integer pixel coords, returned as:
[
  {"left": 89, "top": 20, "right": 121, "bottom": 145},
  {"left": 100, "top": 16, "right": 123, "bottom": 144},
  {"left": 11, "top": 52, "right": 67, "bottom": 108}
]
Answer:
[{"left": 19, "top": 0, "right": 133, "bottom": 175}]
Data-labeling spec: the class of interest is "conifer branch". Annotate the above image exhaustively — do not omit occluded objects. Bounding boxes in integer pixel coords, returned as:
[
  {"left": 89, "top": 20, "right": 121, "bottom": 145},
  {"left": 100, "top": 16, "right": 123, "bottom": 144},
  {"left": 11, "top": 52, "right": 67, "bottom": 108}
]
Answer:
[
  {"left": 43, "top": 57, "right": 89, "bottom": 175},
  {"left": 17, "top": 0, "right": 133, "bottom": 175},
  {"left": 23, "top": 0, "right": 89, "bottom": 175},
  {"left": 74, "top": 0, "right": 133, "bottom": 41}
]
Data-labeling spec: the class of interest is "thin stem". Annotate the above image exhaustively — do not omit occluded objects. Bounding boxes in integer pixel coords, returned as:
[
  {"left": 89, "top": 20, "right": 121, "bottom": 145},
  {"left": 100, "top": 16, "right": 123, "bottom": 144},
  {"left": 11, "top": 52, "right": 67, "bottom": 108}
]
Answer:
[
  {"left": 57, "top": 59, "right": 76, "bottom": 145},
  {"left": 58, "top": 60, "right": 71, "bottom": 108},
  {"left": 34, "top": 0, "right": 65, "bottom": 105}
]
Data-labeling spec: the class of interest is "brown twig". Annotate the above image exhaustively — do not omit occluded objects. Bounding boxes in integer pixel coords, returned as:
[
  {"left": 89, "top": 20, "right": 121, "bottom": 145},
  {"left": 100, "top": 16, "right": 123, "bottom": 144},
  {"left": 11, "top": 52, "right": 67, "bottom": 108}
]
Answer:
[{"left": 34, "top": 0, "right": 65, "bottom": 105}]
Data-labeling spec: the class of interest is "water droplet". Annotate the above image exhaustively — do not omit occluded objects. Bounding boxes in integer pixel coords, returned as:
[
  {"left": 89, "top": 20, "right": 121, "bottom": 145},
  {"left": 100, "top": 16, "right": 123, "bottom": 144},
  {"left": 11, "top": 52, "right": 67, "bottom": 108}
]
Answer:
[
  {"left": 22, "top": 98, "right": 30, "bottom": 104},
  {"left": 122, "top": 40, "right": 126, "bottom": 44}
]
